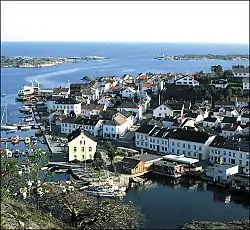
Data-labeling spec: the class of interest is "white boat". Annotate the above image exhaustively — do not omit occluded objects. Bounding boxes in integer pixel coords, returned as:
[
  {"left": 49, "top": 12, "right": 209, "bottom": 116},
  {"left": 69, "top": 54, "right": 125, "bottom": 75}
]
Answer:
[
  {"left": 0, "top": 124, "right": 18, "bottom": 130},
  {"left": 19, "top": 106, "right": 31, "bottom": 113},
  {"left": 18, "top": 85, "right": 35, "bottom": 97},
  {"left": 6, "top": 129, "right": 17, "bottom": 133},
  {"left": 20, "top": 125, "right": 32, "bottom": 131},
  {"left": 24, "top": 117, "right": 33, "bottom": 122}
]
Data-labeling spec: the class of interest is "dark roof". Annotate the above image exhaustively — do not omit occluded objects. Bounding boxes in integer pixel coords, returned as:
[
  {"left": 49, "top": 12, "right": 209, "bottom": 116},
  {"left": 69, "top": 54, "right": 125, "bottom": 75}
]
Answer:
[
  {"left": 121, "top": 157, "right": 140, "bottom": 169},
  {"left": 214, "top": 101, "right": 235, "bottom": 106},
  {"left": 119, "top": 110, "right": 132, "bottom": 118},
  {"left": 210, "top": 136, "right": 249, "bottom": 152},
  {"left": 130, "top": 153, "right": 163, "bottom": 162},
  {"left": 241, "top": 113, "right": 250, "bottom": 118},
  {"left": 185, "top": 112, "right": 199, "bottom": 119},
  {"left": 67, "top": 127, "right": 96, "bottom": 143},
  {"left": 55, "top": 98, "right": 80, "bottom": 104},
  {"left": 118, "top": 100, "right": 139, "bottom": 109},
  {"left": 149, "top": 127, "right": 170, "bottom": 138},
  {"left": 167, "top": 103, "right": 184, "bottom": 111},
  {"left": 100, "top": 109, "right": 117, "bottom": 119},
  {"left": 147, "top": 118, "right": 163, "bottom": 128},
  {"left": 232, "top": 67, "right": 250, "bottom": 74},
  {"left": 103, "top": 120, "right": 116, "bottom": 126},
  {"left": 61, "top": 117, "right": 84, "bottom": 124},
  {"left": 203, "top": 117, "right": 217, "bottom": 122},
  {"left": 136, "top": 124, "right": 155, "bottom": 134},
  {"left": 221, "top": 116, "right": 238, "bottom": 124},
  {"left": 53, "top": 87, "right": 69, "bottom": 94},
  {"left": 83, "top": 119, "right": 99, "bottom": 126},
  {"left": 70, "top": 83, "right": 90, "bottom": 88},
  {"left": 46, "top": 95, "right": 64, "bottom": 101},
  {"left": 222, "top": 124, "right": 241, "bottom": 131},
  {"left": 167, "top": 129, "right": 211, "bottom": 143}
]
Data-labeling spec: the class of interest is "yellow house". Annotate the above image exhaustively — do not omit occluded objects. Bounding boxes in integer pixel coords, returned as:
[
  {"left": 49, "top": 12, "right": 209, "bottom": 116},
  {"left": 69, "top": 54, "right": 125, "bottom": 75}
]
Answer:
[{"left": 67, "top": 127, "right": 97, "bottom": 162}]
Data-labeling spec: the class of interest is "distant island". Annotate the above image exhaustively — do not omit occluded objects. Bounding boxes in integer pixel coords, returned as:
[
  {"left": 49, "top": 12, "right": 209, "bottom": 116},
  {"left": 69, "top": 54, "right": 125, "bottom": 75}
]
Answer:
[
  {"left": 1, "top": 55, "right": 108, "bottom": 68},
  {"left": 153, "top": 54, "right": 249, "bottom": 61}
]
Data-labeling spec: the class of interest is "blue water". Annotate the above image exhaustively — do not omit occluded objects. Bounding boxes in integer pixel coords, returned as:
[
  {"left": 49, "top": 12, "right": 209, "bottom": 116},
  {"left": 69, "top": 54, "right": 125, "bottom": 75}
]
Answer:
[{"left": 1, "top": 42, "right": 249, "bottom": 228}]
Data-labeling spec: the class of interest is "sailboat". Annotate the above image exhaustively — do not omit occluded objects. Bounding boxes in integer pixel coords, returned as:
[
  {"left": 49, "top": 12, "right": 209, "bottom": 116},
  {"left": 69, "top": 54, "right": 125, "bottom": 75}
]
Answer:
[{"left": 1, "top": 94, "right": 18, "bottom": 131}]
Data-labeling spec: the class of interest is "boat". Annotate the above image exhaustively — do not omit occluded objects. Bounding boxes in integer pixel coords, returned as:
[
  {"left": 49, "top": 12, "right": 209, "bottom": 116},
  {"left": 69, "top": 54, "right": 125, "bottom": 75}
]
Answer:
[
  {"left": 17, "top": 85, "right": 35, "bottom": 97},
  {"left": 24, "top": 117, "right": 33, "bottom": 122},
  {"left": 11, "top": 136, "right": 19, "bottom": 146},
  {"left": 6, "top": 129, "right": 17, "bottom": 134},
  {"left": 19, "top": 106, "right": 31, "bottom": 113},
  {"left": 20, "top": 125, "right": 32, "bottom": 131},
  {"left": 0, "top": 124, "right": 18, "bottom": 131}
]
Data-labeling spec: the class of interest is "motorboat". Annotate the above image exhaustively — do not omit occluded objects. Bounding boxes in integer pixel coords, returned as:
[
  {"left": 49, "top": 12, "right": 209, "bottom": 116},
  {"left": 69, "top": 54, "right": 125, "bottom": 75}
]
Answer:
[
  {"left": 19, "top": 106, "right": 31, "bottom": 113},
  {"left": 20, "top": 125, "right": 32, "bottom": 131},
  {"left": 24, "top": 117, "right": 33, "bottom": 122},
  {"left": 0, "top": 124, "right": 18, "bottom": 131},
  {"left": 17, "top": 85, "right": 35, "bottom": 97}
]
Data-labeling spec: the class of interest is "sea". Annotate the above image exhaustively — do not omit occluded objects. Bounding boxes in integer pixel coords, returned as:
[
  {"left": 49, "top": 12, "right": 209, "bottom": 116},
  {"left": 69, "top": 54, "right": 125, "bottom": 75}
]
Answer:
[{"left": 1, "top": 42, "right": 250, "bottom": 229}]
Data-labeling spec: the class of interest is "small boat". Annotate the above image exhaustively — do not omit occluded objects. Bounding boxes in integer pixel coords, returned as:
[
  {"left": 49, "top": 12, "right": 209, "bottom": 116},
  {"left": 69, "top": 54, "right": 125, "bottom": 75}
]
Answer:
[
  {"left": 20, "top": 125, "right": 32, "bottom": 131},
  {"left": 11, "top": 136, "right": 19, "bottom": 145},
  {"left": 6, "top": 129, "right": 17, "bottom": 134},
  {"left": 24, "top": 117, "right": 33, "bottom": 122},
  {"left": 54, "top": 169, "right": 69, "bottom": 174},
  {"left": 19, "top": 106, "right": 30, "bottom": 113},
  {"left": 0, "top": 124, "right": 18, "bottom": 131}
]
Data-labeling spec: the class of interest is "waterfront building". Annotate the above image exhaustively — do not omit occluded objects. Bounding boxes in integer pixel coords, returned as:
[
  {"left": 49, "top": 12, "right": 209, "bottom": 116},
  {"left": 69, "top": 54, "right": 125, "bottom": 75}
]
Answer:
[
  {"left": 240, "top": 114, "right": 250, "bottom": 125},
  {"left": 121, "top": 153, "right": 163, "bottom": 175},
  {"left": 214, "top": 101, "right": 235, "bottom": 108},
  {"left": 205, "top": 164, "right": 239, "bottom": 183},
  {"left": 231, "top": 97, "right": 249, "bottom": 108},
  {"left": 135, "top": 125, "right": 216, "bottom": 160},
  {"left": 209, "top": 136, "right": 249, "bottom": 174},
  {"left": 153, "top": 160, "right": 184, "bottom": 178},
  {"left": 81, "top": 103, "right": 107, "bottom": 116},
  {"left": 67, "top": 128, "right": 97, "bottom": 162},
  {"left": 47, "top": 98, "right": 81, "bottom": 115}
]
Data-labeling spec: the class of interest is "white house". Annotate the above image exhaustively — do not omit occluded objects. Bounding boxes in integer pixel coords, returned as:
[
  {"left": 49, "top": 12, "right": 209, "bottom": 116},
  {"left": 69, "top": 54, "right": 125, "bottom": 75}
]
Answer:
[
  {"left": 184, "top": 112, "right": 204, "bottom": 124},
  {"left": 210, "top": 79, "right": 228, "bottom": 88},
  {"left": 48, "top": 98, "right": 82, "bottom": 115},
  {"left": 97, "top": 97, "right": 113, "bottom": 107},
  {"left": 232, "top": 66, "right": 250, "bottom": 78},
  {"left": 175, "top": 76, "right": 199, "bottom": 87},
  {"left": 240, "top": 113, "right": 250, "bottom": 125},
  {"left": 121, "top": 87, "right": 137, "bottom": 98},
  {"left": 135, "top": 124, "right": 216, "bottom": 160},
  {"left": 67, "top": 128, "right": 97, "bottom": 162},
  {"left": 221, "top": 124, "right": 243, "bottom": 137},
  {"left": 117, "top": 100, "right": 143, "bottom": 121},
  {"left": 93, "top": 81, "right": 111, "bottom": 94},
  {"left": 102, "top": 112, "right": 131, "bottom": 139},
  {"left": 203, "top": 117, "right": 220, "bottom": 128},
  {"left": 243, "top": 78, "right": 250, "bottom": 90},
  {"left": 153, "top": 103, "right": 184, "bottom": 118},
  {"left": 81, "top": 103, "right": 107, "bottom": 116},
  {"left": 205, "top": 164, "right": 239, "bottom": 182},
  {"left": 209, "top": 136, "right": 249, "bottom": 173}
]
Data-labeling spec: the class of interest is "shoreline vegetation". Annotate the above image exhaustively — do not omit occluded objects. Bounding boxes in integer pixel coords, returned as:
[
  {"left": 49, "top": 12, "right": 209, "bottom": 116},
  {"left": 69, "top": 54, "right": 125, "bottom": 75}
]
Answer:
[
  {"left": 153, "top": 54, "right": 249, "bottom": 60},
  {"left": 180, "top": 220, "right": 250, "bottom": 229},
  {"left": 1, "top": 56, "right": 108, "bottom": 68}
]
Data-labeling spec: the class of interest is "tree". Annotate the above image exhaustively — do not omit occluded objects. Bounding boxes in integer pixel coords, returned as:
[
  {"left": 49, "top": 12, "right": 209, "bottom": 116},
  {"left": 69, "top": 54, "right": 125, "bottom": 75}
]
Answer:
[
  {"left": 81, "top": 76, "right": 91, "bottom": 82},
  {"left": 104, "top": 141, "right": 116, "bottom": 171},
  {"left": 93, "top": 152, "right": 105, "bottom": 176}
]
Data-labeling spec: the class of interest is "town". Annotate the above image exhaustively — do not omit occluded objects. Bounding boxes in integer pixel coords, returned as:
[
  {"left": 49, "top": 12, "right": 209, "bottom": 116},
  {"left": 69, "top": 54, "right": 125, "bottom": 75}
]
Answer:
[{"left": 1, "top": 64, "right": 250, "bottom": 197}]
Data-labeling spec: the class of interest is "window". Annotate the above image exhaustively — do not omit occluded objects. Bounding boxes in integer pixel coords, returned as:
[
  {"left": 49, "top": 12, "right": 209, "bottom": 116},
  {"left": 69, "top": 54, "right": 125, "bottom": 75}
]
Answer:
[
  {"left": 188, "top": 144, "right": 191, "bottom": 149},
  {"left": 177, "top": 142, "right": 180, "bottom": 147},
  {"left": 159, "top": 113, "right": 161, "bottom": 116},
  {"left": 89, "top": 147, "right": 92, "bottom": 152},
  {"left": 194, "top": 145, "right": 196, "bottom": 150},
  {"left": 145, "top": 137, "right": 148, "bottom": 140},
  {"left": 80, "top": 140, "right": 82, "bottom": 145},
  {"left": 199, "top": 146, "right": 202, "bottom": 151},
  {"left": 229, "top": 152, "right": 231, "bottom": 157},
  {"left": 223, "top": 157, "right": 226, "bottom": 163},
  {"left": 211, "top": 149, "right": 214, "bottom": 153},
  {"left": 81, "top": 147, "right": 84, "bottom": 152},
  {"left": 183, "top": 144, "right": 185, "bottom": 148},
  {"left": 172, "top": 142, "right": 175, "bottom": 146},
  {"left": 74, "top": 147, "right": 77, "bottom": 152},
  {"left": 172, "top": 149, "right": 175, "bottom": 153},
  {"left": 82, "top": 155, "right": 84, "bottom": 159},
  {"left": 177, "top": 150, "right": 180, "bottom": 154},
  {"left": 137, "top": 141, "right": 139, "bottom": 145},
  {"left": 223, "top": 151, "right": 226, "bottom": 156},
  {"left": 233, "top": 153, "right": 235, "bottom": 157},
  {"left": 74, "top": 155, "right": 77, "bottom": 159},
  {"left": 240, "top": 154, "right": 242, "bottom": 158}
]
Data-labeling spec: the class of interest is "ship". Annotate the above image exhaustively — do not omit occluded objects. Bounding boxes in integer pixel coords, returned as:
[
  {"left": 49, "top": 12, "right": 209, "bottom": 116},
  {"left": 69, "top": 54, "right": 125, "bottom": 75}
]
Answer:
[{"left": 19, "top": 106, "right": 31, "bottom": 113}]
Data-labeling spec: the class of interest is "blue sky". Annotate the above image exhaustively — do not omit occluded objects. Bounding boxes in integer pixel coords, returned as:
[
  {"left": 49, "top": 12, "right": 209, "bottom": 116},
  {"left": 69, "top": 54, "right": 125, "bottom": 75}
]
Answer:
[{"left": 1, "top": 1, "right": 249, "bottom": 44}]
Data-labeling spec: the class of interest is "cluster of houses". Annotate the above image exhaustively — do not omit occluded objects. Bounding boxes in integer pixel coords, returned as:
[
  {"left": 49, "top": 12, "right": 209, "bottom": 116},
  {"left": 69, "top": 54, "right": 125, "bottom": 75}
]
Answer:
[{"left": 36, "top": 68, "right": 249, "bottom": 187}]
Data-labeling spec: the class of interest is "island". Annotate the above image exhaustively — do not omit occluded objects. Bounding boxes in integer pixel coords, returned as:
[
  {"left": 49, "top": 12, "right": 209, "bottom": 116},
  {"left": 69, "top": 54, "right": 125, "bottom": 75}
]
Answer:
[
  {"left": 153, "top": 54, "right": 249, "bottom": 61},
  {"left": 1, "top": 55, "right": 108, "bottom": 68}
]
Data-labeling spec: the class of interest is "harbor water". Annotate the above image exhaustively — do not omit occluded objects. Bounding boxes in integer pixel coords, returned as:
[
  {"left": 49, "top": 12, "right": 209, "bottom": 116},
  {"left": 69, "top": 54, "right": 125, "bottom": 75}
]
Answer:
[{"left": 1, "top": 42, "right": 249, "bottom": 229}]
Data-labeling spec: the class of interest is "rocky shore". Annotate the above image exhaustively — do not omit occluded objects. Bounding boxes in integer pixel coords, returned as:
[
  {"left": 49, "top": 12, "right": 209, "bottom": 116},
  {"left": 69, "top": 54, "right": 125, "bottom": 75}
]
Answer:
[{"left": 180, "top": 220, "right": 250, "bottom": 229}]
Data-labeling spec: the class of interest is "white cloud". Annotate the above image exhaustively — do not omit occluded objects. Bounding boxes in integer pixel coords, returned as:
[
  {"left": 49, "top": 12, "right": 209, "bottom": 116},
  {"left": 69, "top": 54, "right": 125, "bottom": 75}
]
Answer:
[{"left": 1, "top": 1, "right": 249, "bottom": 43}]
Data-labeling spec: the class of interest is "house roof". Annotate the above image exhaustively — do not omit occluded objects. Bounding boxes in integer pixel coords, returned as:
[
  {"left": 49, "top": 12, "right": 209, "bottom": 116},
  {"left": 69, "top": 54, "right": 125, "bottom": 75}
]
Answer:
[
  {"left": 142, "top": 83, "right": 155, "bottom": 88},
  {"left": 130, "top": 153, "right": 163, "bottom": 163},
  {"left": 121, "top": 157, "right": 141, "bottom": 169},
  {"left": 81, "top": 103, "right": 105, "bottom": 110},
  {"left": 210, "top": 136, "right": 249, "bottom": 152},
  {"left": 67, "top": 127, "right": 96, "bottom": 143},
  {"left": 232, "top": 67, "right": 250, "bottom": 74},
  {"left": 231, "top": 97, "right": 249, "bottom": 103},
  {"left": 113, "top": 114, "right": 126, "bottom": 125},
  {"left": 136, "top": 124, "right": 155, "bottom": 134},
  {"left": 203, "top": 117, "right": 217, "bottom": 122},
  {"left": 214, "top": 101, "right": 235, "bottom": 106},
  {"left": 118, "top": 100, "right": 139, "bottom": 109},
  {"left": 167, "top": 129, "right": 212, "bottom": 143},
  {"left": 137, "top": 74, "right": 147, "bottom": 80},
  {"left": 241, "top": 113, "right": 250, "bottom": 118},
  {"left": 221, "top": 116, "right": 238, "bottom": 124},
  {"left": 55, "top": 98, "right": 80, "bottom": 105},
  {"left": 185, "top": 112, "right": 199, "bottom": 119},
  {"left": 119, "top": 110, "right": 132, "bottom": 118},
  {"left": 53, "top": 87, "right": 69, "bottom": 94},
  {"left": 222, "top": 124, "right": 241, "bottom": 132}
]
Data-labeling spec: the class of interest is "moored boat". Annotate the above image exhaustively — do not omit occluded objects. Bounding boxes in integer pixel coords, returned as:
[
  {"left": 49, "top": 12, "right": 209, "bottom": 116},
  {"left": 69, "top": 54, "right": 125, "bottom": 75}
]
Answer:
[
  {"left": 0, "top": 124, "right": 18, "bottom": 131},
  {"left": 24, "top": 117, "right": 33, "bottom": 122},
  {"left": 20, "top": 125, "right": 32, "bottom": 131},
  {"left": 19, "top": 106, "right": 31, "bottom": 113}
]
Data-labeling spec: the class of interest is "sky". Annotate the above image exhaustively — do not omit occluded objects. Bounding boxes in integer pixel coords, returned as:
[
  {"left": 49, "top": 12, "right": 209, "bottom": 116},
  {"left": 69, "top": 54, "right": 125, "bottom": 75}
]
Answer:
[{"left": 1, "top": 1, "right": 249, "bottom": 44}]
